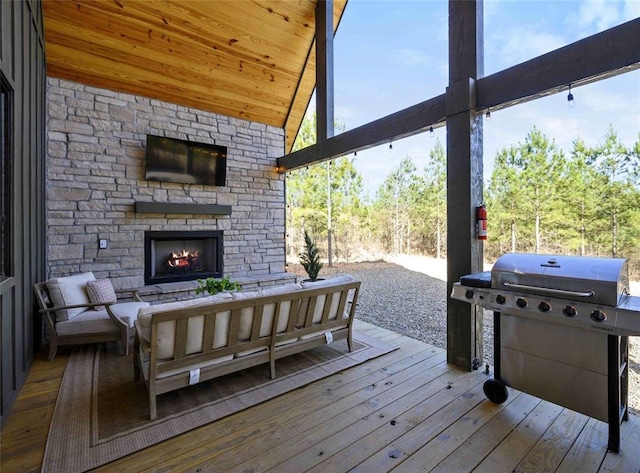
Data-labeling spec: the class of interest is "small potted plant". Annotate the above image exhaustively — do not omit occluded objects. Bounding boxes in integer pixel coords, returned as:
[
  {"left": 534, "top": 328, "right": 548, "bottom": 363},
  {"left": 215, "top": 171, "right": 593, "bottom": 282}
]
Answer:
[
  {"left": 299, "top": 230, "right": 323, "bottom": 282},
  {"left": 195, "top": 275, "right": 241, "bottom": 295}
]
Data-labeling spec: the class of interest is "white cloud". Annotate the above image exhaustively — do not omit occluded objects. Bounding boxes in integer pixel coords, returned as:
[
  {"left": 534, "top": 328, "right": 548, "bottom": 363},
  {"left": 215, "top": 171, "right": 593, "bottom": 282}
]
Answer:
[
  {"left": 574, "top": 0, "right": 621, "bottom": 31},
  {"left": 483, "top": 0, "right": 502, "bottom": 25},
  {"left": 498, "top": 29, "right": 565, "bottom": 65},
  {"left": 538, "top": 117, "right": 584, "bottom": 148},
  {"left": 623, "top": 0, "right": 640, "bottom": 21},
  {"left": 433, "top": 18, "right": 449, "bottom": 43},
  {"left": 335, "top": 105, "right": 358, "bottom": 127},
  {"left": 393, "top": 48, "right": 431, "bottom": 66},
  {"left": 437, "top": 62, "right": 449, "bottom": 80},
  {"left": 580, "top": 89, "right": 629, "bottom": 112},
  {"left": 405, "top": 145, "right": 430, "bottom": 169}
]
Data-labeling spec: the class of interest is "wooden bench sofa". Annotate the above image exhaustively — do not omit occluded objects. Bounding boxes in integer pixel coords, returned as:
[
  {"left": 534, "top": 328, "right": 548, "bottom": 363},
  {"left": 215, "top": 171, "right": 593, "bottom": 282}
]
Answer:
[{"left": 133, "top": 275, "right": 360, "bottom": 419}]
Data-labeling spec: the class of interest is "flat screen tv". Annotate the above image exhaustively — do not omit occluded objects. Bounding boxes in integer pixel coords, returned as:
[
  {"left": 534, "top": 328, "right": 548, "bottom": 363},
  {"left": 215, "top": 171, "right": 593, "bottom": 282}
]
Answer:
[{"left": 145, "top": 134, "right": 227, "bottom": 186}]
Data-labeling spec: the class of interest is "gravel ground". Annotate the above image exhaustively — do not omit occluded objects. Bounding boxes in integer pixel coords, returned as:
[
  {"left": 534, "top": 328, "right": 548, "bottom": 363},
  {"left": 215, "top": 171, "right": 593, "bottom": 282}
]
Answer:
[{"left": 286, "top": 257, "right": 640, "bottom": 415}]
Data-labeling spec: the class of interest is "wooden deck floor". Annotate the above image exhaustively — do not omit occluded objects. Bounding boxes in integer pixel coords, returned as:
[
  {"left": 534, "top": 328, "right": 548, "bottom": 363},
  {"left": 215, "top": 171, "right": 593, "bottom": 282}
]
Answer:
[{"left": 2, "top": 320, "right": 639, "bottom": 473}]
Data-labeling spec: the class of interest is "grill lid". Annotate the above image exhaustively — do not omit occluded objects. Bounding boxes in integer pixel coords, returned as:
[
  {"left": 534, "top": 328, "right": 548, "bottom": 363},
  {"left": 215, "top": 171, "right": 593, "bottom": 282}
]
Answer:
[{"left": 491, "top": 253, "right": 629, "bottom": 307}]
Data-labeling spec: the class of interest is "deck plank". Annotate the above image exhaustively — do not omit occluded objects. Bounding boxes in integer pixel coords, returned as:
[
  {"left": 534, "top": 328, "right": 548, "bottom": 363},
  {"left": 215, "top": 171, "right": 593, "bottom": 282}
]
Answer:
[
  {"left": 599, "top": 413, "right": 640, "bottom": 473},
  {"left": 0, "top": 350, "right": 68, "bottom": 473},
  {"left": 2, "top": 320, "right": 639, "bottom": 473},
  {"left": 555, "top": 418, "right": 608, "bottom": 473},
  {"left": 149, "top": 351, "right": 453, "bottom": 472},
  {"left": 306, "top": 372, "right": 487, "bottom": 473},
  {"left": 358, "top": 388, "right": 524, "bottom": 472},
  {"left": 407, "top": 392, "right": 543, "bottom": 473},
  {"left": 472, "top": 400, "right": 565, "bottom": 472},
  {"left": 272, "top": 368, "right": 487, "bottom": 473},
  {"left": 514, "top": 409, "right": 590, "bottom": 473}
]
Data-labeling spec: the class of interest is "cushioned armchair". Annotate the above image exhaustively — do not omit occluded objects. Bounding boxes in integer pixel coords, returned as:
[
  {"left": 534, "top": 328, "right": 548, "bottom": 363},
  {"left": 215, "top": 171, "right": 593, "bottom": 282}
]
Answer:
[{"left": 33, "top": 272, "right": 150, "bottom": 360}]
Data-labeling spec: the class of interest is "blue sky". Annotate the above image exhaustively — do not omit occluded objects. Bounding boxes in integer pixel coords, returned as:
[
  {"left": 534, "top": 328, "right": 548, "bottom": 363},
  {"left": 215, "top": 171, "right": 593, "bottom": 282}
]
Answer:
[{"left": 305, "top": 0, "right": 640, "bottom": 197}]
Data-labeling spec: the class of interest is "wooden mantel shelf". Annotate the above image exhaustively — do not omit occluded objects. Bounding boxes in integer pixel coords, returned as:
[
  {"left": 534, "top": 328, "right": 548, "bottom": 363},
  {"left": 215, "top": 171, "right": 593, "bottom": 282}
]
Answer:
[{"left": 134, "top": 202, "right": 232, "bottom": 216}]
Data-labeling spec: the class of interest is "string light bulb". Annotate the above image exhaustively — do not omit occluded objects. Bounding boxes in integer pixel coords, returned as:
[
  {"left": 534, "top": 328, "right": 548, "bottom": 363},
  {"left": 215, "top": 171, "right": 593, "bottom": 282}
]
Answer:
[
  {"left": 429, "top": 126, "right": 434, "bottom": 136},
  {"left": 567, "top": 84, "right": 575, "bottom": 108},
  {"left": 485, "top": 109, "right": 491, "bottom": 120},
  {"left": 389, "top": 140, "right": 393, "bottom": 151},
  {"left": 354, "top": 150, "right": 357, "bottom": 157}
]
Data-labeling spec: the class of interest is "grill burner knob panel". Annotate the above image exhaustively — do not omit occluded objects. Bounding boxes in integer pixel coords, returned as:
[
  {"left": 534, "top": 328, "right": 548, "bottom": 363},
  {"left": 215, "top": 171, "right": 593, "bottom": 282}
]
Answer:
[
  {"left": 591, "top": 309, "right": 607, "bottom": 322},
  {"left": 538, "top": 301, "right": 551, "bottom": 312},
  {"left": 465, "top": 290, "right": 475, "bottom": 300},
  {"left": 496, "top": 295, "right": 506, "bottom": 305},
  {"left": 563, "top": 306, "right": 577, "bottom": 317},
  {"left": 516, "top": 298, "right": 527, "bottom": 308}
]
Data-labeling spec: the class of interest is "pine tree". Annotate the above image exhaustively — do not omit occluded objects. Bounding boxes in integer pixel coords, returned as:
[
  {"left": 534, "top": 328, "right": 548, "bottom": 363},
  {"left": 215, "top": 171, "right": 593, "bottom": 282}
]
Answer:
[{"left": 299, "top": 230, "right": 323, "bottom": 281}]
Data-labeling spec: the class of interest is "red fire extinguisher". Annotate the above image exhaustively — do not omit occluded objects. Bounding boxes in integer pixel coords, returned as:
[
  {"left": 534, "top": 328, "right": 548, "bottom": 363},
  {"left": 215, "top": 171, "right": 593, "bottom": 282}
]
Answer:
[{"left": 476, "top": 204, "right": 487, "bottom": 240}]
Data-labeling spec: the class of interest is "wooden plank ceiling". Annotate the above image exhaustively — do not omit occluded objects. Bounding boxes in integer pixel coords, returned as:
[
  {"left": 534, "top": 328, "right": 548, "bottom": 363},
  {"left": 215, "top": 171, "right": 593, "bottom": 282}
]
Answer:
[{"left": 43, "top": 0, "right": 346, "bottom": 152}]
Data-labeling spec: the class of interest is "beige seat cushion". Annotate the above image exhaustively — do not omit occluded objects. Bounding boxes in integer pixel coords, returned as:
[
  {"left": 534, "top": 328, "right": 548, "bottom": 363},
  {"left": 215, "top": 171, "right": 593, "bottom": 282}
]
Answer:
[
  {"left": 46, "top": 272, "right": 96, "bottom": 321},
  {"left": 298, "top": 275, "right": 356, "bottom": 326},
  {"left": 138, "top": 293, "right": 233, "bottom": 320},
  {"left": 55, "top": 301, "right": 149, "bottom": 336},
  {"left": 299, "top": 274, "right": 356, "bottom": 290},
  {"left": 138, "top": 293, "right": 234, "bottom": 360},
  {"left": 56, "top": 311, "right": 120, "bottom": 337},
  {"left": 109, "top": 302, "right": 150, "bottom": 328},
  {"left": 232, "top": 284, "right": 302, "bottom": 340}
]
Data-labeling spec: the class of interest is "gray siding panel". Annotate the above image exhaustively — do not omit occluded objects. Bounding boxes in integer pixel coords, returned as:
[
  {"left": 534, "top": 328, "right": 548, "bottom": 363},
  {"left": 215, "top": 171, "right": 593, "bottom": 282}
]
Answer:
[
  {"left": 0, "top": 0, "right": 46, "bottom": 425},
  {"left": 0, "top": 1, "right": 15, "bottom": 82}
]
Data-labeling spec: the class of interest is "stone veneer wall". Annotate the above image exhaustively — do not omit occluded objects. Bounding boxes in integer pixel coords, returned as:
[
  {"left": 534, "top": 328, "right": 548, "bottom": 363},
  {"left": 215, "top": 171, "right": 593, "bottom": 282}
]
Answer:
[{"left": 46, "top": 78, "right": 286, "bottom": 290}]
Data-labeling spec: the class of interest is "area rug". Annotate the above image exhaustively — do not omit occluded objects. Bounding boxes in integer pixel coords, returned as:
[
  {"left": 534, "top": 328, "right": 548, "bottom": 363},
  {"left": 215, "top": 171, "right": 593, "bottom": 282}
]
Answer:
[{"left": 41, "top": 332, "right": 395, "bottom": 473}]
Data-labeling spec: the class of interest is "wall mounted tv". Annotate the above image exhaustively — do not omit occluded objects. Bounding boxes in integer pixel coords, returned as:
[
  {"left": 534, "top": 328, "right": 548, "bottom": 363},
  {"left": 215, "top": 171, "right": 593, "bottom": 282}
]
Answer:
[{"left": 145, "top": 134, "right": 227, "bottom": 186}]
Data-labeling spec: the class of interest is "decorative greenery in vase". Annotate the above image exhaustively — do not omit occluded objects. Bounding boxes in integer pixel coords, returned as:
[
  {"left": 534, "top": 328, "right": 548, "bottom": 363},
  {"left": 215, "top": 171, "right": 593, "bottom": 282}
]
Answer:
[
  {"left": 195, "top": 275, "right": 241, "bottom": 295},
  {"left": 299, "top": 230, "right": 323, "bottom": 281}
]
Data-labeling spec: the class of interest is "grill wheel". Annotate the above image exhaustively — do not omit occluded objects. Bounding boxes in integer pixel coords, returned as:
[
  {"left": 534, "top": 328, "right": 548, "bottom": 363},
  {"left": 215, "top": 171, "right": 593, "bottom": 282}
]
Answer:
[{"left": 483, "top": 379, "right": 509, "bottom": 404}]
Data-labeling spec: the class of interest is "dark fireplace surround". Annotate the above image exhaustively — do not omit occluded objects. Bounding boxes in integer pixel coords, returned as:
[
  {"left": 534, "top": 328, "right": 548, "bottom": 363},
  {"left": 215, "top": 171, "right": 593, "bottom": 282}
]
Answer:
[{"left": 144, "top": 230, "right": 223, "bottom": 285}]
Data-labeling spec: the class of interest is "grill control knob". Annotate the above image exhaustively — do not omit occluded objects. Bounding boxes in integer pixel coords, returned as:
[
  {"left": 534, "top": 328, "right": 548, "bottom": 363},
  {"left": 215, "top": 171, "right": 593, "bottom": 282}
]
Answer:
[
  {"left": 563, "top": 306, "right": 577, "bottom": 317},
  {"left": 538, "top": 301, "right": 551, "bottom": 312},
  {"left": 496, "top": 295, "right": 506, "bottom": 305},
  {"left": 516, "top": 298, "right": 527, "bottom": 308},
  {"left": 465, "top": 290, "right": 475, "bottom": 300},
  {"left": 591, "top": 309, "right": 607, "bottom": 322}
]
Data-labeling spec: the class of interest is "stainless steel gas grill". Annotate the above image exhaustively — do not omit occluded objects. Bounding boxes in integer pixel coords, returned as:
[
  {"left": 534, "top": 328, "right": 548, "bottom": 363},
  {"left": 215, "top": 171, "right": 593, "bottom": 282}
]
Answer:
[{"left": 451, "top": 253, "right": 640, "bottom": 453}]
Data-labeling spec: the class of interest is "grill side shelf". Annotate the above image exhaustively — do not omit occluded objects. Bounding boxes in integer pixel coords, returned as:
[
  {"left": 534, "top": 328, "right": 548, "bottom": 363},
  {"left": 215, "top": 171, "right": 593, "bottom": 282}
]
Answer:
[{"left": 615, "top": 295, "right": 640, "bottom": 336}]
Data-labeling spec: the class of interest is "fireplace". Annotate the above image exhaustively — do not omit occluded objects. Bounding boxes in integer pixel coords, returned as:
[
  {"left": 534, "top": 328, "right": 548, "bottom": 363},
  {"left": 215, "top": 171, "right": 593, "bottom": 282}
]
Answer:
[{"left": 144, "top": 231, "right": 223, "bottom": 285}]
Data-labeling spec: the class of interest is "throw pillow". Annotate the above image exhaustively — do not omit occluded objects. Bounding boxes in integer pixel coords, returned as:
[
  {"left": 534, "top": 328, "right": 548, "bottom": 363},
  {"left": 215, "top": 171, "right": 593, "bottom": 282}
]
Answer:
[
  {"left": 46, "top": 272, "right": 96, "bottom": 321},
  {"left": 86, "top": 279, "right": 117, "bottom": 311}
]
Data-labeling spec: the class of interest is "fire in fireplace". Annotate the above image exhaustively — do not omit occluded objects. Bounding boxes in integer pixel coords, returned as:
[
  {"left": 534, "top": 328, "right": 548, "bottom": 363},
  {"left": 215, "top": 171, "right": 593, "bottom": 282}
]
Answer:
[
  {"left": 144, "top": 231, "right": 223, "bottom": 285},
  {"left": 168, "top": 249, "right": 200, "bottom": 269}
]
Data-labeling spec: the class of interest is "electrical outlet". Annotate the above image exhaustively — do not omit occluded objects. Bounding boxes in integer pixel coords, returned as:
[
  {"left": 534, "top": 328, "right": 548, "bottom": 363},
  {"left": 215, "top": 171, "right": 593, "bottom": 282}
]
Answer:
[{"left": 99, "top": 239, "right": 108, "bottom": 249}]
